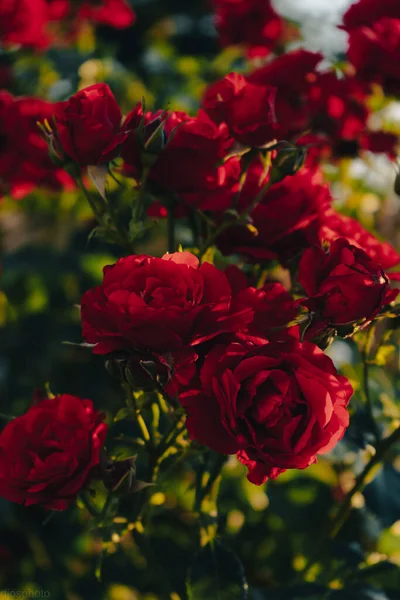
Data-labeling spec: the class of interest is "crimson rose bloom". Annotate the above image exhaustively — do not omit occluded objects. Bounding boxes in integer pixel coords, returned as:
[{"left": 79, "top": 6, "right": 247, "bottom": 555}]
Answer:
[
  {"left": 179, "top": 338, "right": 352, "bottom": 484},
  {"left": 81, "top": 251, "right": 253, "bottom": 355},
  {"left": 55, "top": 83, "right": 127, "bottom": 166},
  {"left": 342, "top": 0, "right": 400, "bottom": 95},
  {"left": 217, "top": 160, "right": 332, "bottom": 263},
  {"left": 0, "top": 395, "right": 108, "bottom": 510},
  {"left": 299, "top": 238, "right": 398, "bottom": 331},
  {"left": 319, "top": 209, "right": 400, "bottom": 271},
  {"left": 212, "top": 0, "right": 284, "bottom": 57},
  {"left": 203, "top": 72, "right": 277, "bottom": 147}
]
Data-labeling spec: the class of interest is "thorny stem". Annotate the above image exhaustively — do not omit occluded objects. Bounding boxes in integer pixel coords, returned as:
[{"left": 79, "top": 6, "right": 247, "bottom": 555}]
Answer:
[{"left": 361, "top": 324, "right": 381, "bottom": 444}]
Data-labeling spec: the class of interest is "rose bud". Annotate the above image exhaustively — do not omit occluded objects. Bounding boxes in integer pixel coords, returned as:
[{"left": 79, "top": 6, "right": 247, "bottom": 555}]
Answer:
[
  {"left": 54, "top": 83, "right": 127, "bottom": 166},
  {"left": 298, "top": 237, "right": 399, "bottom": 334},
  {"left": 81, "top": 251, "right": 254, "bottom": 356},
  {"left": 0, "top": 394, "right": 108, "bottom": 510},
  {"left": 178, "top": 337, "right": 352, "bottom": 484}
]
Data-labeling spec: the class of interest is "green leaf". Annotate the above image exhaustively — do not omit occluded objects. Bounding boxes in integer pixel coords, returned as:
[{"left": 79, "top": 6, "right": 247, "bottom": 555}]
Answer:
[{"left": 187, "top": 541, "right": 248, "bottom": 600}]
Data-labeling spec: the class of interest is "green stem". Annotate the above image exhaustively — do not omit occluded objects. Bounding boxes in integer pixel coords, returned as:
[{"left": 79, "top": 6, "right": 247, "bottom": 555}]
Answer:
[
  {"left": 167, "top": 209, "right": 176, "bottom": 253},
  {"left": 198, "top": 179, "right": 273, "bottom": 257},
  {"left": 362, "top": 324, "right": 380, "bottom": 444},
  {"left": 80, "top": 491, "right": 101, "bottom": 518}
]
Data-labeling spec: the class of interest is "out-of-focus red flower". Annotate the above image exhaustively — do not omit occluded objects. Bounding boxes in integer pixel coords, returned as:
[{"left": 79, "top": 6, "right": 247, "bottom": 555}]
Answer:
[
  {"left": 0, "top": 394, "right": 108, "bottom": 510},
  {"left": 202, "top": 72, "right": 278, "bottom": 147},
  {"left": 0, "top": 91, "right": 73, "bottom": 199},
  {"left": 212, "top": 0, "right": 284, "bottom": 57},
  {"left": 217, "top": 159, "right": 331, "bottom": 264},
  {"left": 54, "top": 83, "right": 127, "bottom": 166},
  {"left": 248, "top": 50, "right": 324, "bottom": 139},
  {"left": 299, "top": 238, "right": 398, "bottom": 333},
  {"left": 81, "top": 251, "right": 254, "bottom": 355},
  {"left": 342, "top": 0, "right": 400, "bottom": 95},
  {"left": 319, "top": 209, "right": 400, "bottom": 271},
  {"left": 178, "top": 336, "right": 352, "bottom": 484},
  {"left": 0, "top": 0, "right": 49, "bottom": 48},
  {"left": 76, "top": 0, "right": 136, "bottom": 29}
]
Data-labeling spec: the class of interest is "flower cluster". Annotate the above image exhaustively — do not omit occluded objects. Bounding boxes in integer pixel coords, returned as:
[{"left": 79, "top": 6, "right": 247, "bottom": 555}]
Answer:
[
  {"left": 0, "top": 0, "right": 399, "bottom": 515},
  {"left": 0, "top": 0, "right": 135, "bottom": 50}
]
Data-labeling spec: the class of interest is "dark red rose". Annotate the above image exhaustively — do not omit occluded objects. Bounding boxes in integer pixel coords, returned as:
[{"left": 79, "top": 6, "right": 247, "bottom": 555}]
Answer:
[
  {"left": 54, "top": 83, "right": 127, "bottom": 166},
  {"left": 203, "top": 72, "right": 277, "bottom": 147},
  {"left": 0, "top": 91, "right": 73, "bottom": 199},
  {"left": 81, "top": 251, "right": 254, "bottom": 355},
  {"left": 306, "top": 72, "right": 369, "bottom": 145},
  {"left": 298, "top": 238, "right": 398, "bottom": 330},
  {"left": 248, "top": 50, "right": 324, "bottom": 139},
  {"left": 0, "top": 0, "right": 48, "bottom": 49},
  {"left": 147, "top": 110, "right": 239, "bottom": 211},
  {"left": 319, "top": 209, "right": 400, "bottom": 271},
  {"left": 212, "top": 0, "right": 284, "bottom": 57},
  {"left": 342, "top": 1, "right": 400, "bottom": 95},
  {"left": 217, "top": 159, "right": 332, "bottom": 263},
  {"left": 76, "top": 0, "right": 135, "bottom": 28},
  {"left": 342, "top": 0, "right": 400, "bottom": 30},
  {"left": 0, "top": 394, "right": 108, "bottom": 510},
  {"left": 178, "top": 337, "right": 352, "bottom": 484}
]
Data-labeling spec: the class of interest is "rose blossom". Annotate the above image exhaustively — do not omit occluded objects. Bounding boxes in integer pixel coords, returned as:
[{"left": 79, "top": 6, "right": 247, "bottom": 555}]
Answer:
[
  {"left": 178, "top": 337, "right": 352, "bottom": 484},
  {"left": 319, "top": 209, "right": 400, "bottom": 271},
  {"left": 212, "top": 0, "right": 284, "bottom": 57},
  {"left": 0, "top": 394, "right": 108, "bottom": 510},
  {"left": 298, "top": 238, "right": 398, "bottom": 331},
  {"left": 54, "top": 83, "right": 127, "bottom": 166},
  {"left": 341, "top": 0, "right": 400, "bottom": 95},
  {"left": 81, "top": 251, "right": 254, "bottom": 355}
]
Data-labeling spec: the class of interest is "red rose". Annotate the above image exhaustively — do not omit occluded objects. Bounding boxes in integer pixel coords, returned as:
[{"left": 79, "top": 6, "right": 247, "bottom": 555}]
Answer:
[
  {"left": 81, "top": 251, "right": 254, "bottom": 355},
  {"left": 212, "top": 0, "right": 284, "bottom": 57},
  {"left": 0, "top": 0, "right": 48, "bottom": 49},
  {"left": 342, "top": 1, "right": 400, "bottom": 95},
  {"left": 306, "top": 72, "right": 369, "bottom": 146},
  {"left": 0, "top": 395, "right": 108, "bottom": 510},
  {"left": 299, "top": 238, "right": 398, "bottom": 330},
  {"left": 203, "top": 72, "right": 277, "bottom": 147},
  {"left": 319, "top": 209, "right": 400, "bottom": 271},
  {"left": 342, "top": 0, "right": 400, "bottom": 30},
  {"left": 178, "top": 337, "right": 352, "bottom": 484},
  {"left": 217, "top": 160, "right": 331, "bottom": 263},
  {"left": 0, "top": 91, "right": 73, "bottom": 199},
  {"left": 55, "top": 83, "right": 127, "bottom": 166},
  {"left": 248, "top": 50, "right": 324, "bottom": 139},
  {"left": 147, "top": 110, "right": 238, "bottom": 211},
  {"left": 76, "top": 0, "right": 135, "bottom": 29}
]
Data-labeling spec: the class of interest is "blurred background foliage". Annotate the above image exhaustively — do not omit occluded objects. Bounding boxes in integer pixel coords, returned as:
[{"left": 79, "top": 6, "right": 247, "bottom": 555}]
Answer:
[{"left": 1, "top": 0, "right": 400, "bottom": 599}]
